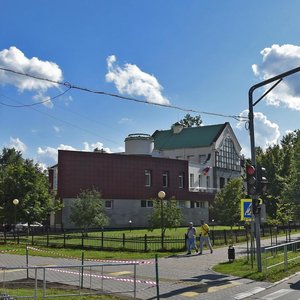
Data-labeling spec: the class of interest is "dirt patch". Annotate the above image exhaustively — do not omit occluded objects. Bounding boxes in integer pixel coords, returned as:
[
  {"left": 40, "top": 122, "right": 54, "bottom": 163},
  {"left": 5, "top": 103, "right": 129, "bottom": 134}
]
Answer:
[
  {"left": 2, "top": 279, "right": 133, "bottom": 299},
  {"left": 3, "top": 278, "right": 92, "bottom": 291}
]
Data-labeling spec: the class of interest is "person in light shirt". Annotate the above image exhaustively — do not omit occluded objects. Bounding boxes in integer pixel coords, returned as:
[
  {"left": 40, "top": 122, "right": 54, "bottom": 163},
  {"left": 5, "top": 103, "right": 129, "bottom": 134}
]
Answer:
[
  {"left": 199, "top": 219, "right": 213, "bottom": 255},
  {"left": 186, "top": 222, "right": 199, "bottom": 255}
]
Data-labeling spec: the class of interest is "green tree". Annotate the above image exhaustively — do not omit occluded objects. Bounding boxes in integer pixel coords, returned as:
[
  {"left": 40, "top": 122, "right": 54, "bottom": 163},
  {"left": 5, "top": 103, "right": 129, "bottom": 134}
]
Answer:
[
  {"left": 148, "top": 196, "right": 183, "bottom": 237},
  {"left": 0, "top": 148, "right": 60, "bottom": 226},
  {"left": 284, "top": 132, "right": 300, "bottom": 219},
  {"left": 212, "top": 177, "right": 244, "bottom": 227},
  {"left": 174, "top": 114, "right": 202, "bottom": 128},
  {"left": 275, "top": 198, "right": 296, "bottom": 226},
  {"left": 256, "top": 130, "right": 300, "bottom": 222},
  {"left": 69, "top": 188, "right": 109, "bottom": 233}
]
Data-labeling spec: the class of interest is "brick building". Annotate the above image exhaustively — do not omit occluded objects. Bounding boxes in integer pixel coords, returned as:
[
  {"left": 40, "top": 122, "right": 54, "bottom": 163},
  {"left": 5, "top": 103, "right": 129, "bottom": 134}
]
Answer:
[{"left": 49, "top": 122, "right": 241, "bottom": 228}]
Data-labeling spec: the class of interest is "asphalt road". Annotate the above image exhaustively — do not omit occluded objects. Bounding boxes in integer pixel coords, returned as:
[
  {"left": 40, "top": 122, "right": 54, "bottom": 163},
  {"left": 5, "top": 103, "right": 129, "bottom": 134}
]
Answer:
[{"left": 0, "top": 233, "right": 300, "bottom": 299}]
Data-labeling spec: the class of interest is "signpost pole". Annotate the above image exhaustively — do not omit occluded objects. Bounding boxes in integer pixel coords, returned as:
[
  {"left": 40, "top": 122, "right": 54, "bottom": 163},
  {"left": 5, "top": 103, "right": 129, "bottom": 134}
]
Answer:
[{"left": 248, "top": 66, "right": 300, "bottom": 272}]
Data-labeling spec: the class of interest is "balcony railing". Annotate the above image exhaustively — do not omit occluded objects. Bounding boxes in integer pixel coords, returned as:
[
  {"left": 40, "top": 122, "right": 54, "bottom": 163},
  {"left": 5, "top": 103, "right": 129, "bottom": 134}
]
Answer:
[{"left": 189, "top": 186, "right": 219, "bottom": 193}]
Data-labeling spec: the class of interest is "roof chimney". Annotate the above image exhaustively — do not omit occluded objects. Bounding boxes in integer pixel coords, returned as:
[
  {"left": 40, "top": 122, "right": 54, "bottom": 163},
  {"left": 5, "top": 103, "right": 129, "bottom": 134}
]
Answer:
[{"left": 171, "top": 123, "right": 184, "bottom": 134}]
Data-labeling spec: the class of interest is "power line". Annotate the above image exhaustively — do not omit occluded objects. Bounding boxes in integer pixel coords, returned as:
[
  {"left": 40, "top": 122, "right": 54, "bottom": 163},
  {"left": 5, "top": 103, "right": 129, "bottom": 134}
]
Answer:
[
  {"left": 0, "top": 66, "right": 248, "bottom": 121},
  {"left": 0, "top": 87, "right": 71, "bottom": 107},
  {"left": 0, "top": 93, "right": 123, "bottom": 147}
]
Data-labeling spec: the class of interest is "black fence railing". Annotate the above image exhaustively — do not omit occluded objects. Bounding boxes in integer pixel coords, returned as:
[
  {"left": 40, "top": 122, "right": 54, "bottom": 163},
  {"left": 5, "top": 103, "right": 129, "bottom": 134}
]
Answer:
[{"left": 0, "top": 224, "right": 299, "bottom": 252}]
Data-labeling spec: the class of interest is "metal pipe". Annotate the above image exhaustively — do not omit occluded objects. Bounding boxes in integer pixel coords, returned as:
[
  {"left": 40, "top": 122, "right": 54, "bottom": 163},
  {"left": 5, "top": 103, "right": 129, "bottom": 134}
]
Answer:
[
  {"left": 43, "top": 268, "right": 46, "bottom": 298},
  {"left": 248, "top": 66, "right": 300, "bottom": 272},
  {"left": 134, "top": 263, "right": 137, "bottom": 299}
]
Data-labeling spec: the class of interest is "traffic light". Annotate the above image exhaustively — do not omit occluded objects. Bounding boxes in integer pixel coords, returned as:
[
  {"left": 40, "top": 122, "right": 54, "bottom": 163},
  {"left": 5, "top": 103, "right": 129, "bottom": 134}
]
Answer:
[
  {"left": 246, "top": 164, "right": 256, "bottom": 196},
  {"left": 252, "top": 198, "right": 261, "bottom": 215},
  {"left": 257, "top": 166, "right": 268, "bottom": 196}
]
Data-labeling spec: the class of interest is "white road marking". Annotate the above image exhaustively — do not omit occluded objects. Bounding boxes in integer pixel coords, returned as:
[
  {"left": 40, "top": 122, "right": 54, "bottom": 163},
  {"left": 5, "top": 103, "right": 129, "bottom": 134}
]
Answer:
[
  {"left": 261, "top": 289, "right": 293, "bottom": 300},
  {"left": 234, "top": 287, "right": 266, "bottom": 299}
]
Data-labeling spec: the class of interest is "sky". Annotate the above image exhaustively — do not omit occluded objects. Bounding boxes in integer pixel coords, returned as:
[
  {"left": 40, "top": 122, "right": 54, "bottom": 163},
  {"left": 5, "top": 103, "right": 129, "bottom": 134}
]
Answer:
[{"left": 1, "top": 0, "right": 300, "bottom": 169}]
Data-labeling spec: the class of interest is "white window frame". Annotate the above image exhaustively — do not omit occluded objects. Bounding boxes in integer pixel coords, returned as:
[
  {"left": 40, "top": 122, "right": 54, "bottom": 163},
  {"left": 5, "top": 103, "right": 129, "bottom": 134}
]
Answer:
[
  {"left": 141, "top": 200, "right": 153, "bottom": 208},
  {"left": 145, "top": 169, "right": 152, "bottom": 187},
  {"left": 190, "top": 173, "right": 195, "bottom": 188},
  {"left": 179, "top": 173, "right": 184, "bottom": 188},
  {"left": 206, "top": 176, "right": 210, "bottom": 189},
  {"left": 105, "top": 200, "right": 113, "bottom": 209},
  {"left": 163, "top": 171, "right": 169, "bottom": 188}
]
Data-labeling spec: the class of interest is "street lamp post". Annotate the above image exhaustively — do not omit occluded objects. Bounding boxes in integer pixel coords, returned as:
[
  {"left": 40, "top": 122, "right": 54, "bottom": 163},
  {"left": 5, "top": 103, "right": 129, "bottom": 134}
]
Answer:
[
  {"left": 248, "top": 66, "right": 300, "bottom": 272},
  {"left": 12, "top": 198, "right": 19, "bottom": 231},
  {"left": 158, "top": 191, "right": 166, "bottom": 249},
  {"left": 129, "top": 220, "right": 132, "bottom": 232}
]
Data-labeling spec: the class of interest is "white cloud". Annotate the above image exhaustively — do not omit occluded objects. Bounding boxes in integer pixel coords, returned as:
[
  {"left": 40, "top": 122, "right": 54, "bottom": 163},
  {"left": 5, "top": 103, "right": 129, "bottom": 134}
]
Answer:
[
  {"left": 83, "top": 142, "right": 112, "bottom": 153},
  {"left": 105, "top": 55, "right": 170, "bottom": 105},
  {"left": 118, "top": 117, "right": 133, "bottom": 124},
  {"left": 53, "top": 126, "right": 61, "bottom": 133},
  {"left": 252, "top": 44, "right": 300, "bottom": 110},
  {"left": 236, "top": 110, "right": 280, "bottom": 153},
  {"left": 284, "top": 129, "right": 294, "bottom": 135},
  {"left": 37, "top": 144, "right": 76, "bottom": 161},
  {"left": 8, "top": 137, "right": 27, "bottom": 153},
  {"left": 33, "top": 92, "right": 53, "bottom": 108},
  {"left": 37, "top": 142, "right": 112, "bottom": 163},
  {"left": 0, "top": 46, "right": 63, "bottom": 107},
  {"left": 36, "top": 162, "right": 48, "bottom": 172}
]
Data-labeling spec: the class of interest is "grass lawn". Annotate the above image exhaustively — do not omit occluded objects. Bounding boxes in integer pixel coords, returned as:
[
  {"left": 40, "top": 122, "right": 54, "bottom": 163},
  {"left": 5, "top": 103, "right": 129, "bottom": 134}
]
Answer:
[
  {"left": 213, "top": 253, "right": 300, "bottom": 283},
  {"left": 0, "top": 243, "right": 177, "bottom": 260},
  {"left": 1, "top": 287, "right": 128, "bottom": 299},
  {"left": 6, "top": 225, "right": 244, "bottom": 253}
]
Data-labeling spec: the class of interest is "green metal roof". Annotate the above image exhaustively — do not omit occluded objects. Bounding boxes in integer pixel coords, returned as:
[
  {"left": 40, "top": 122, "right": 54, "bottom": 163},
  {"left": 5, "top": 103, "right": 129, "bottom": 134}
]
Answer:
[{"left": 152, "top": 123, "right": 227, "bottom": 150}]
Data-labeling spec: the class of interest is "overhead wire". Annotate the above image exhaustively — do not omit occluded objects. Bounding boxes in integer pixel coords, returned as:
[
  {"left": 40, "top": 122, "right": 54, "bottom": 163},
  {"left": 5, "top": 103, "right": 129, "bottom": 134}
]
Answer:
[
  {"left": 0, "top": 86, "right": 71, "bottom": 107},
  {"left": 0, "top": 66, "right": 249, "bottom": 122},
  {"left": 0, "top": 93, "right": 123, "bottom": 146}
]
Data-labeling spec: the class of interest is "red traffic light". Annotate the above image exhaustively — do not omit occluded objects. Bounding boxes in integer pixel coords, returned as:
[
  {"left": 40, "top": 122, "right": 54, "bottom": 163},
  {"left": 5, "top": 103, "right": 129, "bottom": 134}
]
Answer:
[{"left": 246, "top": 165, "right": 255, "bottom": 175}]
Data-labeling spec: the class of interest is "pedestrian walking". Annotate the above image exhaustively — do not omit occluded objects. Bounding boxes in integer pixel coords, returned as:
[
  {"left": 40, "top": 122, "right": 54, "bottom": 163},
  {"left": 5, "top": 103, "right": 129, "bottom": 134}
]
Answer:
[
  {"left": 186, "top": 222, "right": 198, "bottom": 255},
  {"left": 199, "top": 219, "right": 213, "bottom": 254}
]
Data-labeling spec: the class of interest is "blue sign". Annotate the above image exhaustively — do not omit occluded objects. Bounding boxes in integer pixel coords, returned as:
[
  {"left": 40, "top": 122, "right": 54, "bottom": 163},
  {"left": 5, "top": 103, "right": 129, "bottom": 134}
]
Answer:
[
  {"left": 240, "top": 199, "right": 252, "bottom": 220},
  {"left": 244, "top": 201, "right": 252, "bottom": 219}
]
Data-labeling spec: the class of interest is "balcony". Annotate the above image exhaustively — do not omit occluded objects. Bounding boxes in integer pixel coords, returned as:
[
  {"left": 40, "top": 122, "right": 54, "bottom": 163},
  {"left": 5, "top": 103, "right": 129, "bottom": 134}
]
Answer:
[{"left": 189, "top": 186, "right": 219, "bottom": 193}]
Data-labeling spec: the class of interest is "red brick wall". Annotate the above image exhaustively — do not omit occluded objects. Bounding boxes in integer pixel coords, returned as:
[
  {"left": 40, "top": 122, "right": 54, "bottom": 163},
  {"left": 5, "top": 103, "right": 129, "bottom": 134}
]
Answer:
[{"left": 57, "top": 150, "right": 213, "bottom": 201}]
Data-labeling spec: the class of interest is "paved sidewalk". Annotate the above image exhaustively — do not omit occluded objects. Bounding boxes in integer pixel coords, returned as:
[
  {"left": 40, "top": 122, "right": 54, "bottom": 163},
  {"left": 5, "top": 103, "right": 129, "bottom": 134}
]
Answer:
[
  {"left": 0, "top": 232, "right": 300, "bottom": 299},
  {"left": 135, "top": 232, "right": 300, "bottom": 299}
]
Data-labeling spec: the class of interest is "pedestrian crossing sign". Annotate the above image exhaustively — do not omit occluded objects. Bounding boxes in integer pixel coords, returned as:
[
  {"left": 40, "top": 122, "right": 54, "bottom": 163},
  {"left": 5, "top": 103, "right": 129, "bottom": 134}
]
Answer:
[
  {"left": 240, "top": 199, "right": 252, "bottom": 220},
  {"left": 240, "top": 198, "right": 263, "bottom": 220}
]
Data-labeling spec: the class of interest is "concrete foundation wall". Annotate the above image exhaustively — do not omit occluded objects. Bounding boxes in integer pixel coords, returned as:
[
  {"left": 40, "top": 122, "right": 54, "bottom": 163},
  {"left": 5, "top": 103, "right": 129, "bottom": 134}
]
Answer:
[{"left": 62, "top": 198, "right": 209, "bottom": 229}]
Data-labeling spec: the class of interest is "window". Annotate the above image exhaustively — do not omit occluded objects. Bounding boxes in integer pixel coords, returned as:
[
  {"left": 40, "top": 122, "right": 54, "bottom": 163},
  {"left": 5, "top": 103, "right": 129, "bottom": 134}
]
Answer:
[
  {"left": 105, "top": 200, "right": 113, "bottom": 209},
  {"left": 215, "top": 137, "right": 241, "bottom": 171},
  {"left": 141, "top": 200, "right": 153, "bottom": 208},
  {"left": 179, "top": 172, "right": 184, "bottom": 188},
  {"left": 199, "top": 154, "right": 206, "bottom": 164},
  {"left": 198, "top": 174, "right": 202, "bottom": 188},
  {"left": 206, "top": 176, "right": 210, "bottom": 189},
  {"left": 191, "top": 201, "right": 205, "bottom": 208},
  {"left": 177, "top": 201, "right": 186, "bottom": 208},
  {"left": 163, "top": 171, "right": 169, "bottom": 187},
  {"left": 145, "top": 169, "right": 152, "bottom": 187},
  {"left": 190, "top": 173, "right": 195, "bottom": 188},
  {"left": 220, "top": 177, "right": 225, "bottom": 189}
]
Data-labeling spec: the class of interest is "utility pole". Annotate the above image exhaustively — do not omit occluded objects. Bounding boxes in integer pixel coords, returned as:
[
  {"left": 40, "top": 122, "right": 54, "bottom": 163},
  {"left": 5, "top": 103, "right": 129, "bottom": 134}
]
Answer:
[{"left": 248, "top": 66, "right": 300, "bottom": 272}]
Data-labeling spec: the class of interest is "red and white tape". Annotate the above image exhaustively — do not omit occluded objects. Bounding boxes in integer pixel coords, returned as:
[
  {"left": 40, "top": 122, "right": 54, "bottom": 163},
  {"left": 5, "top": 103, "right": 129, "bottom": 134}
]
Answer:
[
  {"left": 50, "top": 268, "right": 157, "bottom": 286},
  {"left": 85, "top": 257, "right": 154, "bottom": 265},
  {"left": 0, "top": 249, "right": 19, "bottom": 253},
  {"left": 28, "top": 246, "right": 155, "bottom": 265}
]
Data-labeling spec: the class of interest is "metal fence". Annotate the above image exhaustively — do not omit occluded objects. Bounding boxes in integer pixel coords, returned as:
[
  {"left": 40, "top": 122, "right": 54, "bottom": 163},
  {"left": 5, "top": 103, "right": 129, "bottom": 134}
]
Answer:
[
  {"left": 1, "top": 260, "right": 157, "bottom": 299},
  {"left": 264, "top": 239, "right": 300, "bottom": 279},
  {"left": 1, "top": 224, "right": 299, "bottom": 252}
]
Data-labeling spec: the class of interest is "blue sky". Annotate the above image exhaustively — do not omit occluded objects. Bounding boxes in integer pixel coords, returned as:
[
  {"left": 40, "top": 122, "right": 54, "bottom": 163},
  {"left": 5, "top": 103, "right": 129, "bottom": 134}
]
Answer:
[{"left": 1, "top": 1, "right": 300, "bottom": 168}]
